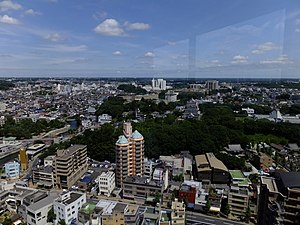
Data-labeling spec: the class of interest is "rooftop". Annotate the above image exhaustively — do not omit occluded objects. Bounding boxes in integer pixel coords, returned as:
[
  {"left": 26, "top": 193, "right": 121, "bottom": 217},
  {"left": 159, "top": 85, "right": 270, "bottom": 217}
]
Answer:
[
  {"left": 261, "top": 176, "right": 278, "bottom": 193},
  {"left": 229, "top": 170, "right": 245, "bottom": 179},
  {"left": 79, "top": 203, "right": 97, "bottom": 215},
  {"left": 131, "top": 130, "right": 143, "bottom": 139},
  {"left": 116, "top": 135, "right": 128, "bottom": 144},
  {"left": 279, "top": 172, "right": 300, "bottom": 189},
  {"left": 195, "top": 153, "right": 228, "bottom": 172},
  {"left": 27, "top": 194, "right": 58, "bottom": 211}
]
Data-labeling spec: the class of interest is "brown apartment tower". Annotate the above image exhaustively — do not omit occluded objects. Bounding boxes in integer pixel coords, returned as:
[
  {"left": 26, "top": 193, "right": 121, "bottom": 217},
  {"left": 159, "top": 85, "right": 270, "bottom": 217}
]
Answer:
[
  {"left": 115, "top": 122, "right": 144, "bottom": 187},
  {"left": 53, "top": 145, "right": 88, "bottom": 189}
]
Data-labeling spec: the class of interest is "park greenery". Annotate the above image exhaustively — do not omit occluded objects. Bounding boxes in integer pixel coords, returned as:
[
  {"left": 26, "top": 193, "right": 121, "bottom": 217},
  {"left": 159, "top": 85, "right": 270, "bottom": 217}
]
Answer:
[
  {"left": 0, "top": 117, "right": 65, "bottom": 139},
  {"left": 45, "top": 103, "right": 300, "bottom": 172}
]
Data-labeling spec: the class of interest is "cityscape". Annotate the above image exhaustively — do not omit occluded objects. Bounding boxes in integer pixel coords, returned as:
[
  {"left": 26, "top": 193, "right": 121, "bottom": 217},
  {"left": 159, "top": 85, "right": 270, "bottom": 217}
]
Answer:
[{"left": 1, "top": 0, "right": 300, "bottom": 225}]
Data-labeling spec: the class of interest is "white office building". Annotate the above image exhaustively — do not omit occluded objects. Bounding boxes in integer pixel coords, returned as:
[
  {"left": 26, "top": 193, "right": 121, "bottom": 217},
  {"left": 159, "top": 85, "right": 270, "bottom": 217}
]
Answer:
[
  {"left": 98, "top": 171, "right": 115, "bottom": 197},
  {"left": 54, "top": 191, "right": 86, "bottom": 225}
]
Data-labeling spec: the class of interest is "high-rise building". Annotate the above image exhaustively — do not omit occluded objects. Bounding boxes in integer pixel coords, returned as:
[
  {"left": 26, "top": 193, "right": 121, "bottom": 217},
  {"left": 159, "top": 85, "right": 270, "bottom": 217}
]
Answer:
[
  {"left": 53, "top": 145, "right": 88, "bottom": 189},
  {"left": 115, "top": 122, "right": 144, "bottom": 187},
  {"left": 205, "top": 80, "right": 219, "bottom": 91},
  {"left": 19, "top": 147, "right": 28, "bottom": 171},
  {"left": 152, "top": 78, "right": 167, "bottom": 91}
]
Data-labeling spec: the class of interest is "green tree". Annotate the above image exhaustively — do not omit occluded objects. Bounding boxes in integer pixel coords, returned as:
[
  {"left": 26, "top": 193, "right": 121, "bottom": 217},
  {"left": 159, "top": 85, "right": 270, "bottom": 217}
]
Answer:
[
  {"left": 244, "top": 205, "right": 251, "bottom": 223},
  {"left": 2, "top": 216, "right": 12, "bottom": 225},
  {"left": 204, "top": 199, "right": 211, "bottom": 214},
  {"left": 249, "top": 173, "right": 259, "bottom": 184},
  {"left": 47, "top": 206, "right": 56, "bottom": 222},
  {"left": 58, "top": 219, "right": 67, "bottom": 225}
]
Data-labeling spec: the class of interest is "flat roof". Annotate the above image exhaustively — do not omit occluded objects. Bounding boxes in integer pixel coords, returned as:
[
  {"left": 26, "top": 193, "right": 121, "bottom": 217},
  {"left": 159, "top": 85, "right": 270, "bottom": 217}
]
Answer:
[
  {"left": 27, "top": 144, "right": 45, "bottom": 150},
  {"left": 229, "top": 170, "right": 245, "bottom": 179},
  {"left": 27, "top": 195, "right": 57, "bottom": 211},
  {"left": 261, "top": 176, "right": 278, "bottom": 193}
]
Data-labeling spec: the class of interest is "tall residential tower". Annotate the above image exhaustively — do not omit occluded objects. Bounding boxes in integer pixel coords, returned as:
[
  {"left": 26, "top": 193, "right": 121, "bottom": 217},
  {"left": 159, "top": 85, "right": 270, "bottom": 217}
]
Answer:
[{"left": 116, "top": 122, "right": 144, "bottom": 187}]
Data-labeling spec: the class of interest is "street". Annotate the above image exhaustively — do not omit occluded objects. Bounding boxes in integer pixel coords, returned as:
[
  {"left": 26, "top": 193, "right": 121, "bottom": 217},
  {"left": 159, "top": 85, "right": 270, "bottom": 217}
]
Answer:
[{"left": 186, "top": 212, "right": 246, "bottom": 225}]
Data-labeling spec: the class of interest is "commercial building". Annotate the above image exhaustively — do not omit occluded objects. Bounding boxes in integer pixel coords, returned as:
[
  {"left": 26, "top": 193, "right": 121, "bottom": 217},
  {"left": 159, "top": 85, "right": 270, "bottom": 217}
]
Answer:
[
  {"left": 53, "top": 191, "right": 86, "bottom": 225},
  {"left": 115, "top": 122, "right": 144, "bottom": 187},
  {"left": 53, "top": 145, "right": 88, "bottom": 189},
  {"left": 195, "top": 153, "right": 229, "bottom": 184},
  {"left": 98, "top": 171, "right": 115, "bottom": 197},
  {"left": 4, "top": 161, "right": 20, "bottom": 178},
  {"left": 123, "top": 176, "right": 163, "bottom": 200}
]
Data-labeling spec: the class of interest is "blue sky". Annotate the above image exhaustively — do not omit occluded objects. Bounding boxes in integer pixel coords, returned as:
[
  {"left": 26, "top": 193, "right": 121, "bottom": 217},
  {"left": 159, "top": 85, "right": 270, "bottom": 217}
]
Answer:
[{"left": 0, "top": 0, "right": 300, "bottom": 78}]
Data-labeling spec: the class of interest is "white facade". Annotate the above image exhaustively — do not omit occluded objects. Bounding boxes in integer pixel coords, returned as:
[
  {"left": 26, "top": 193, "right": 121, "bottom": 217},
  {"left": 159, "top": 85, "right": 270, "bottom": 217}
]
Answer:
[
  {"left": 98, "top": 171, "right": 115, "bottom": 197},
  {"left": 54, "top": 191, "right": 86, "bottom": 225},
  {"left": 143, "top": 158, "right": 156, "bottom": 178},
  {"left": 26, "top": 196, "right": 56, "bottom": 225},
  {"left": 152, "top": 78, "right": 167, "bottom": 91},
  {"left": 152, "top": 167, "right": 169, "bottom": 191}
]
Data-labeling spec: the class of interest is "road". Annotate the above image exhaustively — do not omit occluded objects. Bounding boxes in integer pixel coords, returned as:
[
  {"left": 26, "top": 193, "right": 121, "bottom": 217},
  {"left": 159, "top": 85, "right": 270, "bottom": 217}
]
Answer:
[{"left": 186, "top": 212, "right": 246, "bottom": 225}]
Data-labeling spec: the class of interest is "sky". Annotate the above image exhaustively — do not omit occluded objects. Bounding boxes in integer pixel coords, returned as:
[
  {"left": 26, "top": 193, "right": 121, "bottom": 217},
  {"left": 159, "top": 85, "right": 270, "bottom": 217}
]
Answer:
[{"left": 0, "top": 0, "right": 300, "bottom": 78}]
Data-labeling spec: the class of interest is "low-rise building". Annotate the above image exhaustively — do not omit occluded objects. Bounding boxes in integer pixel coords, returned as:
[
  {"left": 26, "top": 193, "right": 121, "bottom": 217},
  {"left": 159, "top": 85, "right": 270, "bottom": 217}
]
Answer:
[
  {"left": 4, "top": 161, "right": 20, "bottom": 178},
  {"left": 53, "top": 191, "right": 86, "bottom": 225},
  {"left": 123, "top": 176, "right": 163, "bottom": 200},
  {"left": 195, "top": 153, "right": 229, "bottom": 184},
  {"left": 171, "top": 198, "right": 185, "bottom": 225},
  {"left": 32, "top": 165, "right": 54, "bottom": 189},
  {"left": 26, "top": 193, "right": 57, "bottom": 225},
  {"left": 98, "top": 171, "right": 115, "bottom": 197}
]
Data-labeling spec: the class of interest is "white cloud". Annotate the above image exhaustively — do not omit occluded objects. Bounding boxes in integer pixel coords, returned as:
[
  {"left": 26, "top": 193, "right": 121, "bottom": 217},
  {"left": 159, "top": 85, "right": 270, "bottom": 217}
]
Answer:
[
  {"left": 47, "top": 57, "right": 86, "bottom": 65},
  {"left": 113, "top": 51, "right": 122, "bottom": 56},
  {"left": 25, "top": 9, "right": 41, "bottom": 16},
  {"left": 125, "top": 21, "right": 150, "bottom": 30},
  {"left": 231, "top": 55, "right": 248, "bottom": 64},
  {"left": 296, "top": 28, "right": 300, "bottom": 33},
  {"left": 260, "top": 55, "right": 293, "bottom": 65},
  {"left": 0, "top": 14, "right": 19, "bottom": 24},
  {"left": 0, "top": 0, "right": 21, "bottom": 11},
  {"left": 145, "top": 52, "right": 155, "bottom": 57},
  {"left": 45, "top": 33, "right": 65, "bottom": 42},
  {"left": 296, "top": 19, "right": 300, "bottom": 25},
  {"left": 38, "top": 44, "right": 87, "bottom": 52},
  {"left": 94, "top": 19, "right": 125, "bottom": 36},
  {"left": 252, "top": 42, "right": 279, "bottom": 54}
]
